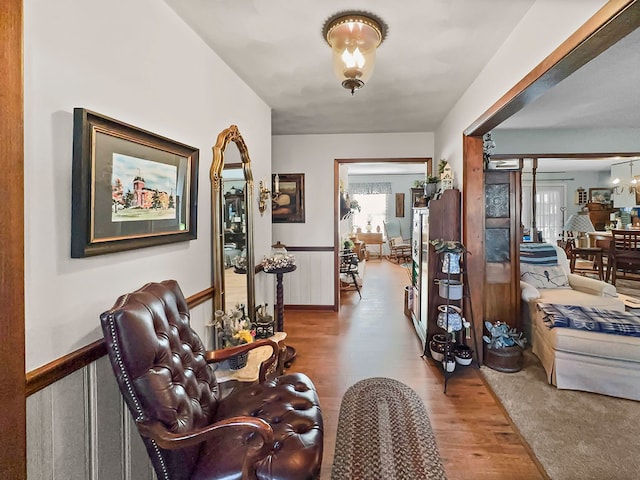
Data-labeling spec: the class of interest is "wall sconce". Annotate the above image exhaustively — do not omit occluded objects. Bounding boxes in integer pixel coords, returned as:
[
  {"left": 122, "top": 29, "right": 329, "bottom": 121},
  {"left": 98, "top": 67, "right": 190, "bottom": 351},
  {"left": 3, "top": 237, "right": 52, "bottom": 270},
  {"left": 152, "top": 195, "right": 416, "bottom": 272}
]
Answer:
[
  {"left": 323, "top": 11, "right": 387, "bottom": 95},
  {"left": 258, "top": 180, "right": 271, "bottom": 216}
]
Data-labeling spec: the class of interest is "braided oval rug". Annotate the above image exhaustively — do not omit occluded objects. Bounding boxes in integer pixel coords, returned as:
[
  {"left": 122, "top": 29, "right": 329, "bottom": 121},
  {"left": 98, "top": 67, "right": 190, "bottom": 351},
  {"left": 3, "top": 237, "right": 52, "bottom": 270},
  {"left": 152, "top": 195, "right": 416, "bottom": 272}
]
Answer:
[{"left": 331, "top": 377, "right": 447, "bottom": 480}]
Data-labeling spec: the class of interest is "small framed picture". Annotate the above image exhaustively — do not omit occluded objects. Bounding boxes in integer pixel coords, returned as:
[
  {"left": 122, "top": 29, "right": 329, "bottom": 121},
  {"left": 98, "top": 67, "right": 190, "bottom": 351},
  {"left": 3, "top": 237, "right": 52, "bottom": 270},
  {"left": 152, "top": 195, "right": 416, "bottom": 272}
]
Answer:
[
  {"left": 395, "top": 193, "right": 405, "bottom": 217},
  {"left": 588, "top": 187, "right": 612, "bottom": 204},
  {"left": 272, "top": 173, "right": 305, "bottom": 223}
]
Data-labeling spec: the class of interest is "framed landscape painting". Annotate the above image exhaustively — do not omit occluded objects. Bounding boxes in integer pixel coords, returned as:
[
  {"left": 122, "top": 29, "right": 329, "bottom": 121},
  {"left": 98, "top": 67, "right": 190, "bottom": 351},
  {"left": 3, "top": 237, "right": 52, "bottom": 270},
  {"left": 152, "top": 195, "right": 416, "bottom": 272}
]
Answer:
[
  {"left": 71, "top": 108, "right": 199, "bottom": 257},
  {"left": 588, "top": 187, "right": 612, "bottom": 204},
  {"left": 272, "top": 173, "right": 305, "bottom": 223}
]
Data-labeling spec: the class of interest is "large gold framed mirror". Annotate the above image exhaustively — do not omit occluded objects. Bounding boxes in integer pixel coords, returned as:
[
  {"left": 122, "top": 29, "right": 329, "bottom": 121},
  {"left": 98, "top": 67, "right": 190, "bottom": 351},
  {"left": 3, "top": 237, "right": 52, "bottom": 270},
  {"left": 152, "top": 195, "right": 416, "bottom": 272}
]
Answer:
[{"left": 211, "top": 125, "right": 255, "bottom": 322}]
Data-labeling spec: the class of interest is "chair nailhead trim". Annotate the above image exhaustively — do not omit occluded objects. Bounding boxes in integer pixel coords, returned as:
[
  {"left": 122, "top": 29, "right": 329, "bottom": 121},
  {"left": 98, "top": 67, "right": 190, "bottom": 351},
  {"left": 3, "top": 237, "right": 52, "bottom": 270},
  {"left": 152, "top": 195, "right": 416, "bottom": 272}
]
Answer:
[{"left": 106, "top": 313, "right": 170, "bottom": 480}]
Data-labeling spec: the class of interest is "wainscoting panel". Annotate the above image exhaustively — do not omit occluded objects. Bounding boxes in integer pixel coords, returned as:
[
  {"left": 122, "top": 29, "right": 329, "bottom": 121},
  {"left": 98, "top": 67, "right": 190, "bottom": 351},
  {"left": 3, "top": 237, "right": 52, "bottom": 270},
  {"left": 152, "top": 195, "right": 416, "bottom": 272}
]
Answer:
[
  {"left": 26, "top": 387, "right": 53, "bottom": 480},
  {"left": 27, "top": 357, "right": 155, "bottom": 479},
  {"left": 53, "top": 369, "right": 89, "bottom": 478},
  {"left": 92, "top": 358, "right": 124, "bottom": 479},
  {"left": 282, "top": 250, "right": 334, "bottom": 306}
]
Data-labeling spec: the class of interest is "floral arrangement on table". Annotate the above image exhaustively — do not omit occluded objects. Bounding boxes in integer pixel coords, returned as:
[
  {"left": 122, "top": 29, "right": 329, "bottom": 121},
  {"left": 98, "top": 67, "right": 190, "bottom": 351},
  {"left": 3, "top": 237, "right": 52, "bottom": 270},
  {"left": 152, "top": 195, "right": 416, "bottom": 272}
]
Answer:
[
  {"left": 261, "top": 253, "right": 296, "bottom": 272},
  {"left": 215, "top": 307, "right": 255, "bottom": 348}
]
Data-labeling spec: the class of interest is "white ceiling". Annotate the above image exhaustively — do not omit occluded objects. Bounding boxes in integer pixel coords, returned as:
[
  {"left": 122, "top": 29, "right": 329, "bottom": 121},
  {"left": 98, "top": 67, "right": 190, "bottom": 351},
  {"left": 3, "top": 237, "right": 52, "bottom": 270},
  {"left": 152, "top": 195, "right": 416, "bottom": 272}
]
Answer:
[
  {"left": 164, "top": 0, "right": 536, "bottom": 135},
  {"left": 164, "top": 1, "right": 639, "bottom": 174},
  {"left": 498, "top": 26, "right": 640, "bottom": 130}
]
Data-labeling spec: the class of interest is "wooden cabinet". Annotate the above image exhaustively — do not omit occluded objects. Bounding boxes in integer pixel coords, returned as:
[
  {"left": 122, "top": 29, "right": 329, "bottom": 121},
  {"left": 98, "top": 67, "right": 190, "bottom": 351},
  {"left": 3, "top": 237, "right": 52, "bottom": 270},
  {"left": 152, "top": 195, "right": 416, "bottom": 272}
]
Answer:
[
  {"left": 425, "top": 190, "right": 461, "bottom": 342},
  {"left": 586, "top": 202, "right": 616, "bottom": 230},
  {"left": 485, "top": 170, "right": 521, "bottom": 335},
  {"left": 409, "top": 189, "right": 461, "bottom": 347}
]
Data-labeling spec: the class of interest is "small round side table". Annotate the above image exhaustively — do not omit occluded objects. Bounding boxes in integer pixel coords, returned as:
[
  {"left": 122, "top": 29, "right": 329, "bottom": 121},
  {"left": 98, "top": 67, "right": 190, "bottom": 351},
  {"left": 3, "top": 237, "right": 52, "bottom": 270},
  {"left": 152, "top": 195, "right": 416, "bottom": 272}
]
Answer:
[{"left": 265, "top": 265, "right": 297, "bottom": 365}]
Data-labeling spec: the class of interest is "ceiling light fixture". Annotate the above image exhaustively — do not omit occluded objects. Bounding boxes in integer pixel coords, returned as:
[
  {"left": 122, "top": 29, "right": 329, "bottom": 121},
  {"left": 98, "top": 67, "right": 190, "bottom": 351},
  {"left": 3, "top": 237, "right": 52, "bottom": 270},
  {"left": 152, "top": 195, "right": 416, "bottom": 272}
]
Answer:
[
  {"left": 612, "top": 161, "right": 638, "bottom": 194},
  {"left": 323, "top": 11, "right": 387, "bottom": 95}
]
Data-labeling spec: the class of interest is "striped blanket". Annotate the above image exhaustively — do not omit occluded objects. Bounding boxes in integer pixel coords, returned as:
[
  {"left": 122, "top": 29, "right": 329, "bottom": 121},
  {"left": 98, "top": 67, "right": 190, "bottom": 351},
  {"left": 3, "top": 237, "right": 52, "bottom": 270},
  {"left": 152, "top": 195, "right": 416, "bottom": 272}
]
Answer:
[
  {"left": 538, "top": 303, "right": 640, "bottom": 337},
  {"left": 520, "top": 243, "right": 559, "bottom": 265}
]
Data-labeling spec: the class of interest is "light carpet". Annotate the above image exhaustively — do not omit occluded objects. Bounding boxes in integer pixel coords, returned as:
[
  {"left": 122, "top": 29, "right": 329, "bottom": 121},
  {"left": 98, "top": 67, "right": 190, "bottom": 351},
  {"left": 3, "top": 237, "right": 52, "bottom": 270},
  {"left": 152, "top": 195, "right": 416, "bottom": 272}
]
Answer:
[
  {"left": 481, "top": 349, "right": 640, "bottom": 480},
  {"left": 331, "top": 377, "right": 447, "bottom": 480}
]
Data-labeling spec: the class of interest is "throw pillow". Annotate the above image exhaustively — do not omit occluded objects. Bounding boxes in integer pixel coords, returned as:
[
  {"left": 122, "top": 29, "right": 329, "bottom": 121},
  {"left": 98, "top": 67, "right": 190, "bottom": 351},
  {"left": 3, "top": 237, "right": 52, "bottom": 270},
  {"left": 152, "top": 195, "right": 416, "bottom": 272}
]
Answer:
[
  {"left": 520, "top": 263, "right": 570, "bottom": 289},
  {"left": 391, "top": 236, "right": 405, "bottom": 245}
]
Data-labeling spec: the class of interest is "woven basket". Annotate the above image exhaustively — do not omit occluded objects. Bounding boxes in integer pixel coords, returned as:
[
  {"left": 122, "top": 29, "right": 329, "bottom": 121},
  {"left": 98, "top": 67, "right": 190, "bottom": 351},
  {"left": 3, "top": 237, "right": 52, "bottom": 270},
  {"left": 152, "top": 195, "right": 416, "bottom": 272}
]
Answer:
[
  {"left": 483, "top": 344, "right": 523, "bottom": 373},
  {"left": 228, "top": 351, "right": 249, "bottom": 370}
]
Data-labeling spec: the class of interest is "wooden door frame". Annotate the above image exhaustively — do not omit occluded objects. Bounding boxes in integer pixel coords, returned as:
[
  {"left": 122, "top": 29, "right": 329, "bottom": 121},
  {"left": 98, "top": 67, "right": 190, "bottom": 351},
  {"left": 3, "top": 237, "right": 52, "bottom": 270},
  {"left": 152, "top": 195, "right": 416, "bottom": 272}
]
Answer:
[
  {"left": 333, "top": 158, "right": 431, "bottom": 309},
  {"left": 1, "top": 0, "right": 26, "bottom": 477},
  {"left": 463, "top": 0, "right": 640, "bottom": 352}
]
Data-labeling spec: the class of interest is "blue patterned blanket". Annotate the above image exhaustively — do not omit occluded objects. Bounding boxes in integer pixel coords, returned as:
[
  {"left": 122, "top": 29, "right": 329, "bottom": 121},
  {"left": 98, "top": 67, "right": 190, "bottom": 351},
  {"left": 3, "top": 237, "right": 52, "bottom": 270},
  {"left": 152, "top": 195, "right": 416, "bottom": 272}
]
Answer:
[
  {"left": 538, "top": 303, "right": 640, "bottom": 337},
  {"left": 520, "top": 243, "right": 558, "bottom": 265}
]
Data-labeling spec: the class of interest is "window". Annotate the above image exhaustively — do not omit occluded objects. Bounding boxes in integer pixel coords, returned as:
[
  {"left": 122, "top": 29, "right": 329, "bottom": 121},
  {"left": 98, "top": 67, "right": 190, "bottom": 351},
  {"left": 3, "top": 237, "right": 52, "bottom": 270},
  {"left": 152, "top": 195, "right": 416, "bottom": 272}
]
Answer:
[
  {"left": 352, "top": 193, "right": 388, "bottom": 234},
  {"left": 348, "top": 181, "right": 392, "bottom": 235},
  {"left": 522, "top": 183, "right": 566, "bottom": 243}
]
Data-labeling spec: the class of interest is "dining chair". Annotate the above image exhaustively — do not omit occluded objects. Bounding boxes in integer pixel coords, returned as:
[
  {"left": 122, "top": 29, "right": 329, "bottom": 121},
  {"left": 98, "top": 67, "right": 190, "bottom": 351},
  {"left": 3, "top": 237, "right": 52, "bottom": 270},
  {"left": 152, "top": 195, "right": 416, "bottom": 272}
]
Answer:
[{"left": 608, "top": 229, "right": 640, "bottom": 285}]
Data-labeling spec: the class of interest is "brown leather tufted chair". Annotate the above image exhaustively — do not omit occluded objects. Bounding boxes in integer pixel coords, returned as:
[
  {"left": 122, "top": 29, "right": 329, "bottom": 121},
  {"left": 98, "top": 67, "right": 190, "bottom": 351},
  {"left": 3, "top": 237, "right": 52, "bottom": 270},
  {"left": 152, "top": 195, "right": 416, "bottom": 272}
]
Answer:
[{"left": 100, "top": 280, "right": 323, "bottom": 480}]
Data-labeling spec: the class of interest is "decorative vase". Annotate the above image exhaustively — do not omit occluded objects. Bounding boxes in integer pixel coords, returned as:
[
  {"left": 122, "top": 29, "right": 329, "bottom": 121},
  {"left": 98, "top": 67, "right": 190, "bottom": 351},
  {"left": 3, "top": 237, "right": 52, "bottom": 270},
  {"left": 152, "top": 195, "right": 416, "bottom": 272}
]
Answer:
[
  {"left": 442, "top": 252, "right": 461, "bottom": 273},
  {"left": 228, "top": 351, "right": 249, "bottom": 370},
  {"left": 429, "top": 333, "right": 450, "bottom": 361},
  {"left": 442, "top": 358, "right": 456, "bottom": 372},
  {"left": 483, "top": 344, "right": 523, "bottom": 372},
  {"left": 454, "top": 344, "right": 473, "bottom": 366},
  {"left": 424, "top": 182, "right": 438, "bottom": 198}
]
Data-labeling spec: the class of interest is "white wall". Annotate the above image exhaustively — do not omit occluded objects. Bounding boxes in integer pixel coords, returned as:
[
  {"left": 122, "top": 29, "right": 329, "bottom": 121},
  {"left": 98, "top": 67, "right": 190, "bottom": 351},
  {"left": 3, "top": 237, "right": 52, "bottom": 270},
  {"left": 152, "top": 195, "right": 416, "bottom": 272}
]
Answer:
[
  {"left": 522, "top": 169, "right": 607, "bottom": 219},
  {"left": 434, "top": 0, "right": 608, "bottom": 180},
  {"left": 24, "top": 0, "right": 272, "bottom": 370},
  {"left": 493, "top": 128, "right": 640, "bottom": 154},
  {"left": 272, "top": 132, "right": 434, "bottom": 246},
  {"left": 272, "top": 132, "right": 433, "bottom": 305}
]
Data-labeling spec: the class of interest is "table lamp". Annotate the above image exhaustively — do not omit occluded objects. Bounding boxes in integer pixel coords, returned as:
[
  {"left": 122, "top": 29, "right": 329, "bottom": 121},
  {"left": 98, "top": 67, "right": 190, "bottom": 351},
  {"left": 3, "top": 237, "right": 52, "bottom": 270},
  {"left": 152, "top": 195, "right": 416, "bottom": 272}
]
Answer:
[{"left": 564, "top": 213, "right": 595, "bottom": 247}]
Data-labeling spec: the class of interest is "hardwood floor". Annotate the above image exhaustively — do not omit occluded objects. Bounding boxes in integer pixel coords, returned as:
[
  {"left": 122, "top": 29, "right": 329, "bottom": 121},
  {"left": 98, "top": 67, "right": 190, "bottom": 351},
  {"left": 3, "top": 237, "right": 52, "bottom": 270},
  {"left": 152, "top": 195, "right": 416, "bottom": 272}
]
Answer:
[{"left": 283, "top": 259, "right": 547, "bottom": 480}]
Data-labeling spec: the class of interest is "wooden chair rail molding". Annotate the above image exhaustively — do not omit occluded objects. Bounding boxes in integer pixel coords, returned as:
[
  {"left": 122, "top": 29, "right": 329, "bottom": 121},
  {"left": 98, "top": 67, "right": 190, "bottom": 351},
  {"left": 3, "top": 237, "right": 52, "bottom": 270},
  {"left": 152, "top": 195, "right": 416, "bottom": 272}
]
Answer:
[{"left": 25, "top": 287, "right": 214, "bottom": 397}]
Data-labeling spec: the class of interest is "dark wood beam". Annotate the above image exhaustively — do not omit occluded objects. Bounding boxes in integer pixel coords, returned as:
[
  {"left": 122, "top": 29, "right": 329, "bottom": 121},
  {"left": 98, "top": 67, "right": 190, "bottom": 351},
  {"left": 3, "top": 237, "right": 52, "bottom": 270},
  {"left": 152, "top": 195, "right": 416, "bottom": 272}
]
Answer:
[{"left": 0, "top": 0, "right": 25, "bottom": 477}]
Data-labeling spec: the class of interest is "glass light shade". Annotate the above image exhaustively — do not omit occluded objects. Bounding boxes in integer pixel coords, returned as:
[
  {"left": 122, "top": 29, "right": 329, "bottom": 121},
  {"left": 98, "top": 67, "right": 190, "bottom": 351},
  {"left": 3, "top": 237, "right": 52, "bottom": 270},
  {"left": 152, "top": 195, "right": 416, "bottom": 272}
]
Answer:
[
  {"left": 271, "top": 241, "right": 288, "bottom": 258},
  {"left": 324, "top": 13, "right": 385, "bottom": 93}
]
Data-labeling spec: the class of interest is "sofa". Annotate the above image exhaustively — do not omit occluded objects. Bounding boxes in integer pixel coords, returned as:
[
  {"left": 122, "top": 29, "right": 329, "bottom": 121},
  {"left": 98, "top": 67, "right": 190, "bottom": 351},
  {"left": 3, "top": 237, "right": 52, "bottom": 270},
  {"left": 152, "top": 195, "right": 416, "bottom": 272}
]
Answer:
[{"left": 521, "top": 244, "right": 640, "bottom": 401}]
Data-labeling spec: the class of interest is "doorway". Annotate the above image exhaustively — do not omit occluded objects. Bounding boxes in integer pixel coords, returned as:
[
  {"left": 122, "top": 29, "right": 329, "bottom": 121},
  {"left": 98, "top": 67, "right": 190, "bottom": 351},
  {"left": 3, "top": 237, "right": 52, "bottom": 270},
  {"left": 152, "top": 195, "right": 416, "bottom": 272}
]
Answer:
[{"left": 333, "top": 158, "right": 430, "bottom": 307}]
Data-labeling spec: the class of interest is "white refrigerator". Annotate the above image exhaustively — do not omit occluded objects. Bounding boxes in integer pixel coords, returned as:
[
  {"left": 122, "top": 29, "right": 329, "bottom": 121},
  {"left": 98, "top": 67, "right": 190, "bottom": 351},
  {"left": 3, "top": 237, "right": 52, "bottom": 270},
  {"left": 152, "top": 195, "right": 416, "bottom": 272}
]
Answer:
[{"left": 411, "top": 207, "right": 429, "bottom": 346}]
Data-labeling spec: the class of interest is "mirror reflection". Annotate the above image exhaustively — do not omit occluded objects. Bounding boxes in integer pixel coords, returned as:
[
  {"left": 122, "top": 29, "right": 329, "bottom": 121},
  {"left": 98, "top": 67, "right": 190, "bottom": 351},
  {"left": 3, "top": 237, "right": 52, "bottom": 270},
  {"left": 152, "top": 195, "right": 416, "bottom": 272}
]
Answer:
[
  {"left": 211, "top": 125, "right": 255, "bottom": 326},
  {"left": 222, "top": 165, "right": 249, "bottom": 310}
]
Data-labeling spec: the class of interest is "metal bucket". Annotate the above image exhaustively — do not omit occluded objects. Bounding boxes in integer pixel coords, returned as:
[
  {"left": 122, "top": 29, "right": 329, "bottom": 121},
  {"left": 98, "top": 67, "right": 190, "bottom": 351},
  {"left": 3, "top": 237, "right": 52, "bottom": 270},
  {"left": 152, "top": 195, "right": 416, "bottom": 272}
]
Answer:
[{"left": 438, "top": 279, "right": 463, "bottom": 299}]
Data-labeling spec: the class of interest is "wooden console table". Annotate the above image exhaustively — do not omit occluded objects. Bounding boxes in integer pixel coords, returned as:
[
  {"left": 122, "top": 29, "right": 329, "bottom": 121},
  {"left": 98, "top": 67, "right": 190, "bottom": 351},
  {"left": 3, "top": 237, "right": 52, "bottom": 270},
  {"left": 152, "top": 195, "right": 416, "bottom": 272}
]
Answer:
[
  {"left": 215, "top": 332, "right": 287, "bottom": 394},
  {"left": 357, "top": 232, "right": 384, "bottom": 259}
]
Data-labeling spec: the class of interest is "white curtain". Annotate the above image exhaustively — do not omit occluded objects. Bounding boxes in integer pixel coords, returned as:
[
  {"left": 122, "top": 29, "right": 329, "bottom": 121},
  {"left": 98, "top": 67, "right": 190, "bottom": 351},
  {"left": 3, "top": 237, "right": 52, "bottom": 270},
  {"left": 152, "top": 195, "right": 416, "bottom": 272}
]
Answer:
[{"left": 522, "top": 183, "right": 566, "bottom": 243}]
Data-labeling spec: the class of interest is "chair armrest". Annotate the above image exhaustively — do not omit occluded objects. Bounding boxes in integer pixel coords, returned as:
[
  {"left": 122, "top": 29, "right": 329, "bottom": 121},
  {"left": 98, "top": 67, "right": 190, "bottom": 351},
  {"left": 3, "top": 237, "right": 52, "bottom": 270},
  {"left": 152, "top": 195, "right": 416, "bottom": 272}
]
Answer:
[
  {"left": 520, "top": 281, "right": 541, "bottom": 302},
  {"left": 137, "top": 416, "right": 273, "bottom": 455},
  {"left": 205, "top": 339, "right": 279, "bottom": 383},
  {"left": 568, "top": 273, "right": 617, "bottom": 297}
]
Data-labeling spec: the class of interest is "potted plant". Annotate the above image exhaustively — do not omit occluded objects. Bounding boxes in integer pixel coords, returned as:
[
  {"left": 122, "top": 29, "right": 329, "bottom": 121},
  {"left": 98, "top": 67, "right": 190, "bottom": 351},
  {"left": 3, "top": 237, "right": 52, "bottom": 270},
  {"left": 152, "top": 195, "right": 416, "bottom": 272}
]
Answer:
[
  {"left": 482, "top": 321, "right": 527, "bottom": 372},
  {"left": 216, "top": 308, "right": 255, "bottom": 369}
]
